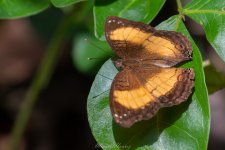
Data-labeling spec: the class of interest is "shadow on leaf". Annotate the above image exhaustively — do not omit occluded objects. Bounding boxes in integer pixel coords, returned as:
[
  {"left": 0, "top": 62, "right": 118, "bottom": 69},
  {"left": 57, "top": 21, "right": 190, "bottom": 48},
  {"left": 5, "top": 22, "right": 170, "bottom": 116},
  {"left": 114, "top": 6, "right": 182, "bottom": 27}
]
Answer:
[
  {"left": 95, "top": 0, "right": 118, "bottom": 6},
  {"left": 112, "top": 95, "right": 193, "bottom": 149}
]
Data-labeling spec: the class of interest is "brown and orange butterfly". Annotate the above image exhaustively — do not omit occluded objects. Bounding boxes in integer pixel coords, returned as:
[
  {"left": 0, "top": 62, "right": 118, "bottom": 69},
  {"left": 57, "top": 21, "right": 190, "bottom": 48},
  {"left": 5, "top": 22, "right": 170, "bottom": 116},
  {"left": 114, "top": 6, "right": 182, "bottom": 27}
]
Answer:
[{"left": 105, "top": 16, "right": 194, "bottom": 128}]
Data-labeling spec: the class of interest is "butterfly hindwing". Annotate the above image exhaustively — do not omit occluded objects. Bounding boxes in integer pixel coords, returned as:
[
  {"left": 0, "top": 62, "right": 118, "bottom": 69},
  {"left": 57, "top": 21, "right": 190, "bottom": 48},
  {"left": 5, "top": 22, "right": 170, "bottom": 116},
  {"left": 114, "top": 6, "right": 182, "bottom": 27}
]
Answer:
[{"left": 110, "top": 66, "right": 194, "bottom": 127}]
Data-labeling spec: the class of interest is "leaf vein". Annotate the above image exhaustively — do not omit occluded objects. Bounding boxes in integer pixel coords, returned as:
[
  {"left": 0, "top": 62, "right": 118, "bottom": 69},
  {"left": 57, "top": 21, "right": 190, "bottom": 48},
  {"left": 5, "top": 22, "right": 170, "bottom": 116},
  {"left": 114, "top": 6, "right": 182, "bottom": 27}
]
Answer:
[
  {"left": 184, "top": 9, "right": 225, "bottom": 15},
  {"left": 118, "top": 0, "right": 137, "bottom": 16}
]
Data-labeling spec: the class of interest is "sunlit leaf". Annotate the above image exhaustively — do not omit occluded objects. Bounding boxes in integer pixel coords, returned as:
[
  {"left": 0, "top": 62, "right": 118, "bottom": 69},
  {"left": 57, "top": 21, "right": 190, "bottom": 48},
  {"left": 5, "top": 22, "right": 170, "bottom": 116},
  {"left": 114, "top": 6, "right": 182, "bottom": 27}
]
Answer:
[{"left": 183, "top": 0, "right": 225, "bottom": 62}]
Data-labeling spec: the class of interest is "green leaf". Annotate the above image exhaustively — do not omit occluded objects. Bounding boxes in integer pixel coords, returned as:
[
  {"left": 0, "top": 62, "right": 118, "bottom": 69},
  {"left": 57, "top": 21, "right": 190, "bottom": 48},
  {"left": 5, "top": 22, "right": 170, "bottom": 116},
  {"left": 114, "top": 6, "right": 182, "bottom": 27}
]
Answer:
[
  {"left": 0, "top": 0, "right": 49, "bottom": 19},
  {"left": 204, "top": 64, "right": 225, "bottom": 94},
  {"left": 183, "top": 0, "right": 225, "bottom": 62},
  {"left": 51, "top": 0, "right": 85, "bottom": 7},
  {"left": 94, "top": 0, "right": 166, "bottom": 40},
  {"left": 72, "top": 33, "right": 112, "bottom": 76},
  {"left": 87, "top": 16, "right": 210, "bottom": 149}
]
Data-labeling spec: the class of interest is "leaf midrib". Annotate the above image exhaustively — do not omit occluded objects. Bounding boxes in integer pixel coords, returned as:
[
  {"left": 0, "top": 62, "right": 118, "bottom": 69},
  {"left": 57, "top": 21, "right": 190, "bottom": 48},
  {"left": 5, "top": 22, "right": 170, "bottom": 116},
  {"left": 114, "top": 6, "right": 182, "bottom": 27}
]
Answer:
[
  {"left": 118, "top": 0, "right": 137, "bottom": 16},
  {"left": 184, "top": 9, "right": 225, "bottom": 15}
]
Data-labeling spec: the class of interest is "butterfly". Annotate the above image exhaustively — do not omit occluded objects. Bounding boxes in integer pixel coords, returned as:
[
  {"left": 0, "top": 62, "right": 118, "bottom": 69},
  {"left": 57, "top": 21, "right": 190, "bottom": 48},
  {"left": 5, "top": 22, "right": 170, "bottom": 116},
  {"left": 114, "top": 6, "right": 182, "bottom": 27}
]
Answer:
[{"left": 105, "top": 16, "right": 194, "bottom": 128}]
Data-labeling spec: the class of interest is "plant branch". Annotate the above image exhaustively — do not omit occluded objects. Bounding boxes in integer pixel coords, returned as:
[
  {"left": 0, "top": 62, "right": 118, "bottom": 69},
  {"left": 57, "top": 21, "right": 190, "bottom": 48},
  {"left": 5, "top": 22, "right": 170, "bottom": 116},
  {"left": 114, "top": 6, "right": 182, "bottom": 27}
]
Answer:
[
  {"left": 176, "top": 0, "right": 183, "bottom": 13},
  {"left": 176, "top": 0, "right": 185, "bottom": 23},
  {"left": 9, "top": 1, "right": 94, "bottom": 150}
]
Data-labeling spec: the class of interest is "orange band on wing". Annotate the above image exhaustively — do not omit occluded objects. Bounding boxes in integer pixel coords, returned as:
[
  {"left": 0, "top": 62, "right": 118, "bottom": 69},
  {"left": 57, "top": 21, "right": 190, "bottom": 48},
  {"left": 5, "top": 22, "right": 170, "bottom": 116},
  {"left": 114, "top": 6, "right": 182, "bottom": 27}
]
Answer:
[
  {"left": 109, "top": 27, "right": 183, "bottom": 60},
  {"left": 113, "top": 87, "right": 153, "bottom": 109},
  {"left": 112, "top": 68, "right": 183, "bottom": 109},
  {"left": 109, "top": 27, "right": 151, "bottom": 45}
]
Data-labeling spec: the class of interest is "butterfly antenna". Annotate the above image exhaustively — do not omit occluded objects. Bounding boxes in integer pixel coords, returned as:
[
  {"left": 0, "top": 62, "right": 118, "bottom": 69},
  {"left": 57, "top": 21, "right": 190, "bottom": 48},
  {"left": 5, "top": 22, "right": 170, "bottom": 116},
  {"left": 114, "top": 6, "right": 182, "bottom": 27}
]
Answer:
[
  {"left": 92, "top": 89, "right": 110, "bottom": 99},
  {"left": 84, "top": 38, "right": 113, "bottom": 57}
]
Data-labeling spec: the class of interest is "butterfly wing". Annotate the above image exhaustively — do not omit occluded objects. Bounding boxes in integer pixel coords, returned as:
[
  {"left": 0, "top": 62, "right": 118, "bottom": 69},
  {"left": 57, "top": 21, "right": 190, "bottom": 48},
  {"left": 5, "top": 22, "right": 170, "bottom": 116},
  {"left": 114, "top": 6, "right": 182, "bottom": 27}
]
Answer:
[
  {"left": 105, "top": 16, "right": 192, "bottom": 66},
  {"left": 110, "top": 66, "right": 194, "bottom": 127}
]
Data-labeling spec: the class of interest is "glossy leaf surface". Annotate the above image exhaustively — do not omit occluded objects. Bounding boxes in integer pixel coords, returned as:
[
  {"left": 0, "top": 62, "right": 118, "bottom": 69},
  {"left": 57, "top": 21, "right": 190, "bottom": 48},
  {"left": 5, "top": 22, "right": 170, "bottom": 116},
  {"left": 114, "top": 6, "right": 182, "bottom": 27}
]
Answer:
[{"left": 184, "top": 0, "right": 225, "bottom": 62}]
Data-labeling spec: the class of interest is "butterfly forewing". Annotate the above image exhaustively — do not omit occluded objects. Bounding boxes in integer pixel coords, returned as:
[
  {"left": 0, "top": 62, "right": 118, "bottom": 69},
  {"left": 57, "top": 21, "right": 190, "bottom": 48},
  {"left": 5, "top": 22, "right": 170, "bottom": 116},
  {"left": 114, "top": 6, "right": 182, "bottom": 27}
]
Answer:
[{"left": 105, "top": 16, "right": 192, "bottom": 67}]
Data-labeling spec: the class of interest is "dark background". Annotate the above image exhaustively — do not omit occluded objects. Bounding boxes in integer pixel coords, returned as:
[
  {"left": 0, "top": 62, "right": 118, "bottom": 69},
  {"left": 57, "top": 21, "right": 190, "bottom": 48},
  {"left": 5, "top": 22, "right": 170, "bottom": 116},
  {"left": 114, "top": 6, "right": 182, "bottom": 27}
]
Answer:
[{"left": 0, "top": 0, "right": 224, "bottom": 149}]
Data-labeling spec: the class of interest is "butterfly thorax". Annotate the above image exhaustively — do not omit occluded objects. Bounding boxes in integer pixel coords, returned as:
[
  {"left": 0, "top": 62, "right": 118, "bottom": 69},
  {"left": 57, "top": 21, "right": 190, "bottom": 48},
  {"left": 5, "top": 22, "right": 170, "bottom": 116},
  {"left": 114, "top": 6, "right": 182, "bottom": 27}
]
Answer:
[{"left": 113, "top": 58, "right": 142, "bottom": 70}]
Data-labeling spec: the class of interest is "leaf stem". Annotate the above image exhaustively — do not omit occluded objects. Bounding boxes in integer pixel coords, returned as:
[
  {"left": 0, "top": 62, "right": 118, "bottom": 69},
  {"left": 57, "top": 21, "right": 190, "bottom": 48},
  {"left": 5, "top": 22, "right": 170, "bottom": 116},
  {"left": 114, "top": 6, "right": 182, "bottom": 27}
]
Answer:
[
  {"left": 9, "top": 1, "right": 93, "bottom": 150},
  {"left": 175, "top": 0, "right": 185, "bottom": 30},
  {"left": 176, "top": 0, "right": 183, "bottom": 13}
]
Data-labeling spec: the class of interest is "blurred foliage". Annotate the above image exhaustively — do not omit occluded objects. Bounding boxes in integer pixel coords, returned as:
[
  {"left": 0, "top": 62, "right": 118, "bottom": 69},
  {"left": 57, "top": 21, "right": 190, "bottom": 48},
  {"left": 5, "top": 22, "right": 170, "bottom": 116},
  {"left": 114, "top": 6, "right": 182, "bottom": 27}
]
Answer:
[
  {"left": 29, "top": 8, "right": 63, "bottom": 41},
  {"left": 204, "top": 64, "right": 225, "bottom": 94},
  {"left": 72, "top": 33, "right": 112, "bottom": 76},
  {"left": 0, "top": 0, "right": 49, "bottom": 18},
  {"left": 0, "top": 0, "right": 89, "bottom": 19}
]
